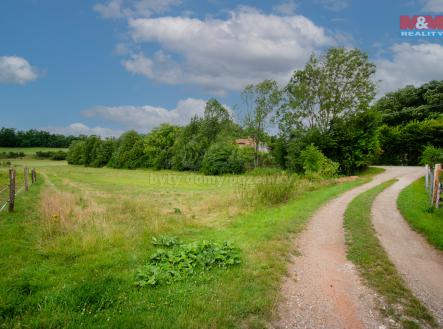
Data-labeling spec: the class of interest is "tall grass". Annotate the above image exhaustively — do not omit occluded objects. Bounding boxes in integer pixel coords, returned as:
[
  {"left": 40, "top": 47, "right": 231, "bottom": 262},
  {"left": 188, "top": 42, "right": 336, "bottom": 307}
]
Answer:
[{"left": 238, "top": 173, "right": 339, "bottom": 206}]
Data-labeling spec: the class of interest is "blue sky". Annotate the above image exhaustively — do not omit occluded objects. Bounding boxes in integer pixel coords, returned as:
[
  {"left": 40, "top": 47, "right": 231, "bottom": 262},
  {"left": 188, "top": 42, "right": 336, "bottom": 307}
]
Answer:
[{"left": 0, "top": 0, "right": 442, "bottom": 136}]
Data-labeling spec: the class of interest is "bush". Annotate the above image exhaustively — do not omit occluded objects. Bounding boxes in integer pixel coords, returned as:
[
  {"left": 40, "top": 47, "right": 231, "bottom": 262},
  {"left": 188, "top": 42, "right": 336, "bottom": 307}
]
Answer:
[
  {"left": 144, "top": 124, "right": 181, "bottom": 169},
  {"left": 49, "top": 151, "right": 67, "bottom": 160},
  {"left": 0, "top": 152, "right": 25, "bottom": 159},
  {"left": 300, "top": 144, "right": 339, "bottom": 178},
  {"left": 238, "top": 147, "right": 255, "bottom": 171},
  {"left": 420, "top": 145, "right": 443, "bottom": 165},
  {"left": 35, "top": 150, "right": 67, "bottom": 160},
  {"left": 67, "top": 140, "right": 85, "bottom": 165},
  {"left": 108, "top": 131, "right": 148, "bottom": 169},
  {"left": 201, "top": 142, "right": 245, "bottom": 175},
  {"left": 376, "top": 117, "right": 443, "bottom": 165}
]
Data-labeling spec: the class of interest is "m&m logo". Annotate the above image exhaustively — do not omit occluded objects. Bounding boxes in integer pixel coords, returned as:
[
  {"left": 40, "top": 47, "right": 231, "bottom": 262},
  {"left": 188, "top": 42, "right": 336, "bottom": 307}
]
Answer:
[
  {"left": 400, "top": 16, "right": 443, "bottom": 37},
  {"left": 400, "top": 16, "right": 443, "bottom": 30}
]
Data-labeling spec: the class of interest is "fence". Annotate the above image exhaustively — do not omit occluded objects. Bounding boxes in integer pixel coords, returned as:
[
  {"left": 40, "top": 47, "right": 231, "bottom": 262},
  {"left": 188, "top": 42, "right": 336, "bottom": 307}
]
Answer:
[
  {"left": 425, "top": 164, "right": 442, "bottom": 208},
  {"left": 0, "top": 167, "right": 37, "bottom": 212}
]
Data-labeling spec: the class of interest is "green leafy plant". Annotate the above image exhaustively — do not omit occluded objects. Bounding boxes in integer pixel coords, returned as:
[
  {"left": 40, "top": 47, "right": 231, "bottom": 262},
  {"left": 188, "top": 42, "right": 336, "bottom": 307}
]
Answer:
[
  {"left": 151, "top": 235, "right": 179, "bottom": 248},
  {"left": 300, "top": 144, "right": 339, "bottom": 178},
  {"left": 201, "top": 142, "right": 245, "bottom": 175},
  {"left": 135, "top": 240, "right": 241, "bottom": 287}
]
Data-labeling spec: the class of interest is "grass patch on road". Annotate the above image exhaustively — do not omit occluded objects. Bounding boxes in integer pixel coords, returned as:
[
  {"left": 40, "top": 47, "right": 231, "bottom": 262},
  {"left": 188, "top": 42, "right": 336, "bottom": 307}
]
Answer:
[
  {"left": 344, "top": 180, "right": 436, "bottom": 329},
  {"left": 398, "top": 177, "right": 443, "bottom": 251}
]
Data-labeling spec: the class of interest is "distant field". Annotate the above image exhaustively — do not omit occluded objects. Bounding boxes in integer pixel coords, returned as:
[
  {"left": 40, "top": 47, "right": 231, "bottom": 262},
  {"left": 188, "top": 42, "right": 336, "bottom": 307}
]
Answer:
[
  {"left": 0, "top": 147, "right": 68, "bottom": 155},
  {"left": 0, "top": 159, "right": 378, "bottom": 328}
]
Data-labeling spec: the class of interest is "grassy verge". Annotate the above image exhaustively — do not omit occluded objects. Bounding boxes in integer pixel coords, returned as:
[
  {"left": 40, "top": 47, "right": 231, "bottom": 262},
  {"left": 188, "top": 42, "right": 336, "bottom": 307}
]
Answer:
[
  {"left": 0, "top": 162, "right": 381, "bottom": 328},
  {"left": 344, "top": 180, "right": 436, "bottom": 328},
  {"left": 398, "top": 177, "right": 443, "bottom": 251}
]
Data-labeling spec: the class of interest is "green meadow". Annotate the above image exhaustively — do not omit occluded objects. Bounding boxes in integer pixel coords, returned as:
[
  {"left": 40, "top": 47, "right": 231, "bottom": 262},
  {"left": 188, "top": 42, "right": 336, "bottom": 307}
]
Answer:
[{"left": 0, "top": 158, "right": 376, "bottom": 328}]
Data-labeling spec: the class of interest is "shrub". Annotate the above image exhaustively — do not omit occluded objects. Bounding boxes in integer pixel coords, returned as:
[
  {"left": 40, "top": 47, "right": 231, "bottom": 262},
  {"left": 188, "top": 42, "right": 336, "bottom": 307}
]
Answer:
[
  {"left": 300, "top": 144, "right": 339, "bottom": 178},
  {"left": 151, "top": 235, "right": 179, "bottom": 248},
  {"left": 108, "top": 131, "right": 147, "bottom": 169},
  {"left": 50, "top": 151, "right": 67, "bottom": 161},
  {"left": 0, "top": 152, "right": 24, "bottom": 159},
  {"left": 238, "top": 147, "right": 255, "bottom": 171},
  {"left": 35, "top": 150, "right": 67, "bottom": 160},
  {"left": 144, "top": 124, "right": 181, "bottom": 169},
  {"left": 420, "top": 145, "right": 443, "bottom": 165},
  {"left": 67, "top": 140, "right": 86, "bottom": 165},
  {"left": 201, "top": 142, "right": 245, "bottom": 175}
]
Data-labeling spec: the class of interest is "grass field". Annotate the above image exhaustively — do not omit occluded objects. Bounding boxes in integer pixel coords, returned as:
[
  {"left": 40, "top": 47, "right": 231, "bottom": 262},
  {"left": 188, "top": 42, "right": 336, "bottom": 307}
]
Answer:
[
  {"left": 344, "top": 180, "right": 436, "bottom": 328},
  {"left": 0, "top": 147, "right": 68, "bottom": 156},
  {"left": 0, "top": 159, "right": 378, "bottom": 328},
  {"left": 398, "top": 177, "right": 443, "bottom": 251}
]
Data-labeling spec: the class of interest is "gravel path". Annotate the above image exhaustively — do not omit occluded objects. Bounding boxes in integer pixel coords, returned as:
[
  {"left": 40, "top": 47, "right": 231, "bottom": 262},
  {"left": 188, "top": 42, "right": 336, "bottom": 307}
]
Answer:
[
  {"left": 372, "top": 167, "right": 443, "bottom": 327},
  {"left": 273, "top": 166, "right": 422, "bottom": 329}
]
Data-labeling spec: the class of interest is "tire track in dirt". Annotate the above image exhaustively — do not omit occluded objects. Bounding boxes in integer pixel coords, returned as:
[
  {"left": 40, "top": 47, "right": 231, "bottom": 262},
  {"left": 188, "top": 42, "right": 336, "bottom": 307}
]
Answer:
[
  {"left": 372, "top": 168, "right": 443, "bottom": 327},
  {"left": 273, "top": 167, "right": 421, "bottom": 329}
]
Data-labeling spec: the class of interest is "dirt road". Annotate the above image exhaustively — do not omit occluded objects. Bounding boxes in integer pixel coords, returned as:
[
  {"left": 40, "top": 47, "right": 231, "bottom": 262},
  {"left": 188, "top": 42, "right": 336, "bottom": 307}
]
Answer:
[
  {"left": 273, "top": 166, "right": 424, "bottom": 329},
  {"left": 372, "top": 168, "right": 443, "bottom": 327}
]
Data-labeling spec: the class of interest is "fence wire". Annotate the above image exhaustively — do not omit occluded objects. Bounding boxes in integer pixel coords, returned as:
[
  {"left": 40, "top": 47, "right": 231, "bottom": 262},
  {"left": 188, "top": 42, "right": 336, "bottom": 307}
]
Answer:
[{"left": 0, "top": 183, "right": 26, "bottom": 213}]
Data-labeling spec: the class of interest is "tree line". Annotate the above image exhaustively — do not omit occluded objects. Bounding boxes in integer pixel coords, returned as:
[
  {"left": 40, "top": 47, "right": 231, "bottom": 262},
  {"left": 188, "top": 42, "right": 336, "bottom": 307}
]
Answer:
[
  {"left": 67, "top": 99, "right": 254, "bottom": 175},
  {"left": 11, "top": 47, "right": 443, "bottom": 175},
  {"left": 0, "top": 128, "right": 79, "bottom": 148}
]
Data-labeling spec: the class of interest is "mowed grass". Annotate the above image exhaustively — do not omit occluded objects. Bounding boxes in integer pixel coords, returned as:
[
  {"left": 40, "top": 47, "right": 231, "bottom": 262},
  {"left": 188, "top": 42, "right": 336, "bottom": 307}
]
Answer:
[
  {"left": 398, "top": 177, "right": 443, "bottom": 251},
  {"left": 344, "top": 180, "right": 436, "bottom": 329},
  {"left": 0, "top": 160, "right": 374, "bottom": 328}
]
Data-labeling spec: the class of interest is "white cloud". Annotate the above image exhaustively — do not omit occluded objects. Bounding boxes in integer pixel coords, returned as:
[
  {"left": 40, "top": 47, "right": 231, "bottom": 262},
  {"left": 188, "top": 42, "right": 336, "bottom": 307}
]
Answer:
[
  {"left": 375, "top": 43, "right": 443, "bottom": 95},
  {"left": 94, "top": 0, "right": 181, "bottom": 19},
  {"left": 46, "top": 123, "right": 122, "bottom": 137},
  {"left": 317, "top": 0, "right": 348, "bottom": 11},
  {"left": 83, "top": 98, "right": 208, "bottom": 131},
  {"left": 124, "top": 7, "right": 333, "bottom": 91},
  {"left": 0, "top": 56, "right": 39, "bottom": 85},
  {"left": 273, "top": 1, "right": 297, "bottom": 15},
  {"left": 422, "top": 0, "right": 443, "bottom": 13}
]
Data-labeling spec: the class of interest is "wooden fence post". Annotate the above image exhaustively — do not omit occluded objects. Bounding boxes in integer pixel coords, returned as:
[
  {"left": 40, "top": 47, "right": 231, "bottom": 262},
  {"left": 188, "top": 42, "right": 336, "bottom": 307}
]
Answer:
[
  {"left": 31, "top": 168, "right": 36, "bottom": 184},
  {"left": 425, "top": 165, "right": 429, "bottom": 190},
  {"left": 8, "top": 168, "right": 15, "bottom": 212},
  {"left": 432, "top": 164, "right": 442, "bottom": 208},
  {"left": 24, "top": 167, "right": 29, "bottom": 192}
]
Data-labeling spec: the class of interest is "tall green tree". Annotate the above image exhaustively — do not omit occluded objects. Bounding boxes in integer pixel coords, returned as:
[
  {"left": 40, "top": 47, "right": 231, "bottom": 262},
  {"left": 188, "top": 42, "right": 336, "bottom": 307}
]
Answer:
[
  {"left": 144, "top": 124, "right": 181, "bottom": 169},
  {"left": 242, "top": 79, "right": 282, "bottom": 167},
  {"left": 108, "top": 130, "right": 146, "bottom": 169},
  {"left": 374, "top": 80, "right": 443, "bottom": 165},
  {"left": 280, "top": 48, "right": 376, "bottom": 134},
  {"left": 201, "top": 98, "right": 232, "bottom": 142}
]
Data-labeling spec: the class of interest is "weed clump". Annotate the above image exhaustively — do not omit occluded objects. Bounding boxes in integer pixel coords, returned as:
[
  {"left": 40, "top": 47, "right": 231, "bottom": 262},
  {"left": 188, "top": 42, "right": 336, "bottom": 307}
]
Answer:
[
  {"left": 151, "top": 235, "right": 179, "bottom": 247},
  {"left": 135, "top": 239, "right": 241, "bottom": 287}
]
